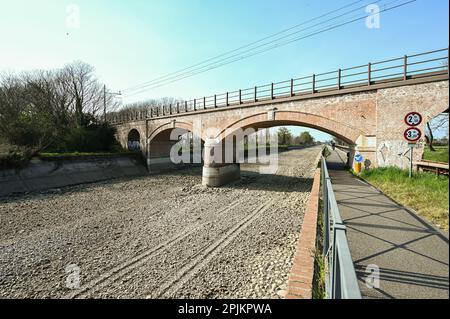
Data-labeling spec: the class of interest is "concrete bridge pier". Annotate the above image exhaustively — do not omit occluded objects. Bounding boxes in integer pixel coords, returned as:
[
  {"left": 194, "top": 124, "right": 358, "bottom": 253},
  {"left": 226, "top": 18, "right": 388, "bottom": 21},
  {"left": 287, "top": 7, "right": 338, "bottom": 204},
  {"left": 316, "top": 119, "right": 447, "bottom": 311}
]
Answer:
[{"left": 202, "top": 139, "right": 241, "bottom": 187}]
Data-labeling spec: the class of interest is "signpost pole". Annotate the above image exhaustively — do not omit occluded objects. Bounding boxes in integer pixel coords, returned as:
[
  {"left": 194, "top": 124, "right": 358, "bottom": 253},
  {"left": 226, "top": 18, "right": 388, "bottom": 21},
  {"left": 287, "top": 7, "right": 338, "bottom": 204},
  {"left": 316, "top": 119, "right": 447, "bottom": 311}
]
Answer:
[
  {"left": 403, "top": 112, "right": 422, "bottom": 179},
  {"left": 409, "top": 145, "right": 414, "bottom": 178}
]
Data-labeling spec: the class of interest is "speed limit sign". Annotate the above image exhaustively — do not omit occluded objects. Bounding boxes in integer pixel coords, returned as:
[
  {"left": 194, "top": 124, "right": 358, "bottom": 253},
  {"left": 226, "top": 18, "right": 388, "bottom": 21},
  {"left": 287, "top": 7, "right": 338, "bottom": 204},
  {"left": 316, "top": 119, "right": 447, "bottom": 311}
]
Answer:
[
  {"left": 404, "top": 127, "right": 422, "bottom": 142},
  {"left": 404, "top": 112, "right": 422, "bottom": 126}
]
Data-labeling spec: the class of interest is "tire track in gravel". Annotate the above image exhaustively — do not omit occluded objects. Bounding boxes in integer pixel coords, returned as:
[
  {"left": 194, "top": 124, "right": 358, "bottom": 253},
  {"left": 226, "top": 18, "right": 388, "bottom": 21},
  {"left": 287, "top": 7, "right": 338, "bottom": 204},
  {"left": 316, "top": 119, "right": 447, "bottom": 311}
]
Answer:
[
  {"left": 148, "top": 199, "right": 275, "bottom": 299},
  {"left": 64, "top": 199, "right": 244, "bottom": 299}
]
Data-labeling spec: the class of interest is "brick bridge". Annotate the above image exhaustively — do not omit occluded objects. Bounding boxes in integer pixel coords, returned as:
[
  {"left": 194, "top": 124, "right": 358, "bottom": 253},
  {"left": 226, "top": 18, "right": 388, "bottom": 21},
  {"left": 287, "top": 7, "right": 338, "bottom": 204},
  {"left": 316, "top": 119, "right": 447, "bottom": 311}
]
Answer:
[{"left": 111, "top": 49, "right": 449, "bottom": 186}]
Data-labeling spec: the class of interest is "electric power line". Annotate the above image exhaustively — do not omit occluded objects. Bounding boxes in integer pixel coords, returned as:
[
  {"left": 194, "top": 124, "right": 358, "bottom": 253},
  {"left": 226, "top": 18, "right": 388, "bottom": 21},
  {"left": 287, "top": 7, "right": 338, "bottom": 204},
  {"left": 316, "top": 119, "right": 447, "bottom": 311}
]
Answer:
[
  {"left": 124, "top": 0, "right": 416, "bottom": 98},
  {"left": 124, "top": 0, "right": 388, "bottom": 95},
  {"left": 123, "top": 0, "right": 368, "bottom": 93}
]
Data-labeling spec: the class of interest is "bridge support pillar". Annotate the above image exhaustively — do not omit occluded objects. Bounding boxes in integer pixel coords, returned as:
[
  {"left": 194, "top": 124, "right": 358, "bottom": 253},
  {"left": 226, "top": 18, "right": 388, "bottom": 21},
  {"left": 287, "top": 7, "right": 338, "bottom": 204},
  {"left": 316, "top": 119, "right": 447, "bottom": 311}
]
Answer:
[
  {"left": 353, "top": 135, "right": 377, "bottom": 171},
  {"left": 202, "top": 164, "right": 241, "bottom": 187},
  {"left": 202, "top": 138, "right": 241, "bottom": 187}
]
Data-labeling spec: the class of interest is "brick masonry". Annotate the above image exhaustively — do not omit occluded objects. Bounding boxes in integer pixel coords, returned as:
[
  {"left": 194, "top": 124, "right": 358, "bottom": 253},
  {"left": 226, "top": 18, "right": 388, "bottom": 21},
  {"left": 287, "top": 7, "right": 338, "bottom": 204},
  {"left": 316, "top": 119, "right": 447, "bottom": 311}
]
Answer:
[
  {"left": 114, "top": 78, "right": 448, "bottom": 171},
  {"left": 285, "top": 168, "right": 321, "bottom": 299}
]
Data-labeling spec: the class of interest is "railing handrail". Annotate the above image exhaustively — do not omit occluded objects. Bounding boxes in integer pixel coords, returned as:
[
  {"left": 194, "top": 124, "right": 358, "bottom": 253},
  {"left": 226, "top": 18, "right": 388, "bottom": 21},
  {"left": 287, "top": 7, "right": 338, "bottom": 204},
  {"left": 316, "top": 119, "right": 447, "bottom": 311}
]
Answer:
[
  {"left": 108, "top": 48, "right": 449, "bottom": 124},
  {"left": 321, "top": 156, "right": 361, "bottom": 299}
]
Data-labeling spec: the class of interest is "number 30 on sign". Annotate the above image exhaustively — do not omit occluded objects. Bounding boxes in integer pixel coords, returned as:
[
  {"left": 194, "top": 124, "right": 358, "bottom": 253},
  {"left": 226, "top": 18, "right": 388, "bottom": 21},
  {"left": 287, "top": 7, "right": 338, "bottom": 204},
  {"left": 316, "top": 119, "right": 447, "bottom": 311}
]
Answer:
[{"left": 404, "top": 127, "right": 422, "bottom": 142}]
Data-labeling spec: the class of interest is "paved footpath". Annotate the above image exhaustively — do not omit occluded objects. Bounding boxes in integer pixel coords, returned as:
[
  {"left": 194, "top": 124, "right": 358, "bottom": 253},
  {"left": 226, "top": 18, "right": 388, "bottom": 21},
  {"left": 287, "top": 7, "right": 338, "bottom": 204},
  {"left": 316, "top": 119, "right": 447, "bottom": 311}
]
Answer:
[{"left": 327, "top": 150, "right": 449, "bottom": 299}]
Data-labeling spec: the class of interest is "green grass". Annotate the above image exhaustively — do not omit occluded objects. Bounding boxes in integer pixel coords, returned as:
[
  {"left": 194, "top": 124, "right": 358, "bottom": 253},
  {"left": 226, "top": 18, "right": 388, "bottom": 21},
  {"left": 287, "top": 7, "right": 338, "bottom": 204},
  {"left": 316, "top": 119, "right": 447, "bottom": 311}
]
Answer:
[
  {"left": 360, "top": 167, "right": 449, "bottom": 230},
  {"left": 423, "top": 146, "right": 449, "bottom": 163},
  {"left": 312, "top": 198, "right": 326, "bottom": 299}
]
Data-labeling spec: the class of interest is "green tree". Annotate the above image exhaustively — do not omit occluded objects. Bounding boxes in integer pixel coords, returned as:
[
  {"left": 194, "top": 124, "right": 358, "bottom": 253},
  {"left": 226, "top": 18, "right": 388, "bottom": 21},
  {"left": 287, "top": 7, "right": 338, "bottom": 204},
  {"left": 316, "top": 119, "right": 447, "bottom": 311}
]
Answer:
[
  {"left": 277, "top": 127, "right": 293, "bottom": 145},
  {"left": 297, "top": 131, "right": 315, "bottom": 145}
]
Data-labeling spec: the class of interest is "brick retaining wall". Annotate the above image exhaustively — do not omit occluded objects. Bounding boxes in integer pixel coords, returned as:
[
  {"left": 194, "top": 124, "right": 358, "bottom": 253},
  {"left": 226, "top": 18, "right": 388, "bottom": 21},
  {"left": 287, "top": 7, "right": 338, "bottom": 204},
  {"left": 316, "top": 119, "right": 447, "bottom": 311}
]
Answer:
[{"left": 286, "top": 168, "right": 321, "bottom": 299}]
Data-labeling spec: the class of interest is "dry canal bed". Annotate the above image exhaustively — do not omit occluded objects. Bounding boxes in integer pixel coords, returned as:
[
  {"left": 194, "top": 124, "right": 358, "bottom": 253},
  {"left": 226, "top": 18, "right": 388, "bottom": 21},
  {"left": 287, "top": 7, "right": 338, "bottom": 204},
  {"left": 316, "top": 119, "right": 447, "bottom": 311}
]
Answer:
[{"left": 0, "top": 147, "right": 322, "bottom": 299}]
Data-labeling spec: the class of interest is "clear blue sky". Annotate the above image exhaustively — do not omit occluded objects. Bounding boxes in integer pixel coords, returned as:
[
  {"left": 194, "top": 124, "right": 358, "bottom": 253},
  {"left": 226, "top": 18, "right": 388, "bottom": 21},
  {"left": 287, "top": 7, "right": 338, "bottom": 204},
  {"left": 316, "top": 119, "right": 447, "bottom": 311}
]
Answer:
[{"left": 0, "top": 0, "right": 448, "bottom": 141}]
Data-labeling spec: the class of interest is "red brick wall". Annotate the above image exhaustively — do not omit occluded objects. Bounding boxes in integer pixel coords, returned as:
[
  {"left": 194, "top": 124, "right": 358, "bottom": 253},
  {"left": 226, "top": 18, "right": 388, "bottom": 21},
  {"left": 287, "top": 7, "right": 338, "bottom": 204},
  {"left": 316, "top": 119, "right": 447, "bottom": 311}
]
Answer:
[{"left": 286, "top": 168, "right": 321, "bottom": 299}]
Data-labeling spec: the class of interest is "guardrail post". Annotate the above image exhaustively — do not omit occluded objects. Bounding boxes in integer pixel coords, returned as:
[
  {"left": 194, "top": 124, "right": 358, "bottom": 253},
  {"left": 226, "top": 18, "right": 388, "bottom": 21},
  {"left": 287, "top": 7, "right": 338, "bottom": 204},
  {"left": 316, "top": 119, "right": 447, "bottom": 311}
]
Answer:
[
  {"left": 203, "top": 97, "right": 206, "bottom": 110},
  {"left": 312, "top": 74, "right": 316, "bottom": 93},
  {"left": 332, "top": 223, "right": 347, "bottom": 299},
  {"left": 150, "top": 108, "right": 153, "bottom": 118},
  {"left": 169, "top": 104, "right": 172, "bottom": 115},
  {"left": 368, "top": 63, "right": 372, "bottom": 86},
  {"left": 271, "top": 83, "right": 274, "bottom": 100},
  {"left": 226, "top": 92, "right": 229, "bottom": 106},
  {"left": 239, "top": 90, "right": 242, "bottom": 104},
  {"left": 185, "top": 101, "right": 188, "bottom": 112},
  {"left": 194, "top": 99, "right": 196, "bottom": 111},
  {"left": 254, "top": 86, "right": 257, "bottom": 102},
  {"left": 338, "top": 69, "right": 341, "bottom": 90},
  {"left": 176, "top": 102, "right": 179, "bottom": 113},
  {"left": 162, "top": 106, "right": 165, "bottom": 116},
  {"left": 403, "top": 55, "right": 408, "bottom": 80},
  {"left": 290, "top": 79, "right": 294, "bottom": 97},
  {"left": 214, "top": 95, "right": 217, "bottom": 108}
]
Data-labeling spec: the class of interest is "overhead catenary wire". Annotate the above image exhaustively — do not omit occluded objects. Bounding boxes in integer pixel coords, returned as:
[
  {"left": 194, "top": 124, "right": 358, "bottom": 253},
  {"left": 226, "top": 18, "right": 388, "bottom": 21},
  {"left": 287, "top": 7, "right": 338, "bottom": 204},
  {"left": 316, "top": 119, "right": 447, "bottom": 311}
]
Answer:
[
  {"left": 125, "top": 0, "right": 389, "bottom": 95},
  {"left": 123, "top": 0, "right": 367, "bottom": 93},
  {"left": 124, "top": 0, "right": 416, "bottom": 98}
]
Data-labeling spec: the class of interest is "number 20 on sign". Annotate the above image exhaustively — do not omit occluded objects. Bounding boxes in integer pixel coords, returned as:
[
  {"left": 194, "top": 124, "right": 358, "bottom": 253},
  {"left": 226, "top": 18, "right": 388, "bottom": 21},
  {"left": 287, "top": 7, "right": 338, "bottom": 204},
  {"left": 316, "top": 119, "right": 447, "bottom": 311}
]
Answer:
[{"left": 404, "top": 112, "right": 422, "bottom": 127}]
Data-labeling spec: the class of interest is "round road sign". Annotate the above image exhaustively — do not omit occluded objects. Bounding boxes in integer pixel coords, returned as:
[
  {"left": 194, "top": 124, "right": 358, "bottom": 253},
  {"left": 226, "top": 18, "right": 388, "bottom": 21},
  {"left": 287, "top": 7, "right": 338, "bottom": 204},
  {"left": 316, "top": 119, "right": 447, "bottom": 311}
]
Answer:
[
  {"left": 354, "top": 154, "right": 364, "bottom": 163},
  {"left": 404, "top": 127, "right": 422, "bottom": 142},
  {"left": 404, "top": 112, "right": 422, "bottom": 127}
]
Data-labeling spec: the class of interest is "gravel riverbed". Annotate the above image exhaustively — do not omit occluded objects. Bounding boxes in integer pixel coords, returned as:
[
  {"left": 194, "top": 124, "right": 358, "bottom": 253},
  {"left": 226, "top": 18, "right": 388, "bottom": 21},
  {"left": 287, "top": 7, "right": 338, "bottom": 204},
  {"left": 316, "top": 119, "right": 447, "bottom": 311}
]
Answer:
[{"left": 0, "top": 146, "right": 322, "bottom": 299}]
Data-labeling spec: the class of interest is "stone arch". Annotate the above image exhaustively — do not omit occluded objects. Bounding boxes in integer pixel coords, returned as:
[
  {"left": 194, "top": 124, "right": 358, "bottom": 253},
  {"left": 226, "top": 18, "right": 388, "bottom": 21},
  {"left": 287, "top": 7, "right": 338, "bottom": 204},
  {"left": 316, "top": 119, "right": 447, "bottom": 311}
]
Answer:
[
  {"left": 213, "top": 110, "right": 364, "bottom": 145},
  {"left": 148, "top": 121, "right": 194, "bottom": 143},
  {"left": 127, "top": 129, "right": 141, "bottom": 151},
  {"left": 146, "top": 121, "right": 204, "bottom": 173}
]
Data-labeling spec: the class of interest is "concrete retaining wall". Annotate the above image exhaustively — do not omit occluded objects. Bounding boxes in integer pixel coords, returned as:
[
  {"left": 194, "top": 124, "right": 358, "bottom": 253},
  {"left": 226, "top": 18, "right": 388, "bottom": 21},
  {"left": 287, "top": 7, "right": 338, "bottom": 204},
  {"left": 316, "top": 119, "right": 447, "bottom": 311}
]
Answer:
[{"left": 0, "top": 154, "right": 148, "bottom": 197}]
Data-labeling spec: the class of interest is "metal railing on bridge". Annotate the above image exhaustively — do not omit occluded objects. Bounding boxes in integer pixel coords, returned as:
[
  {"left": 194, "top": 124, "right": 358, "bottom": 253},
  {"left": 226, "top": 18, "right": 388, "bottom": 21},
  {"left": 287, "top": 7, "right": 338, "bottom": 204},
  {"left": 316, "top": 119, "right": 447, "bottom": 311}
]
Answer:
[
  {"left": 321, "top": 157, "right": 361, "bottom": 299},
  {"left": 110, "top": 48, "right": 449, "bottom": 124}
]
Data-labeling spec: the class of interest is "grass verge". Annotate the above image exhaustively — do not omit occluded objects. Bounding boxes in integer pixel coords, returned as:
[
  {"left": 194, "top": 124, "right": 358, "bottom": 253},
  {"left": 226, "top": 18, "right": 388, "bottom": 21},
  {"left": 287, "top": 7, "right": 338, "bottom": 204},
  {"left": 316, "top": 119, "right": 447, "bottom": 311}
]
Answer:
[
  {"left": 359, "top": 167, "right": 449, "bottom": 230},
  {"left": 423, "top": 146, "right": 449, "bottom": 163},
  {"left": 312, "top": 183, "right": 326, "bottom": 299}
]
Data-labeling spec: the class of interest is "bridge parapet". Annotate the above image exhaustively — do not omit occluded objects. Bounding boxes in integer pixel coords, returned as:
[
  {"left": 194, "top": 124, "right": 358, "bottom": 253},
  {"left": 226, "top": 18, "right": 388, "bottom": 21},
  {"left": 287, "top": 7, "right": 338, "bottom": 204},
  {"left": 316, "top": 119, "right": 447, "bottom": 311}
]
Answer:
[
  {"left": 109, "top": 48, "right": 448, "bottom": 125},
  {"left": 111, "top": 49, "right": 449, "bottom": 185}
]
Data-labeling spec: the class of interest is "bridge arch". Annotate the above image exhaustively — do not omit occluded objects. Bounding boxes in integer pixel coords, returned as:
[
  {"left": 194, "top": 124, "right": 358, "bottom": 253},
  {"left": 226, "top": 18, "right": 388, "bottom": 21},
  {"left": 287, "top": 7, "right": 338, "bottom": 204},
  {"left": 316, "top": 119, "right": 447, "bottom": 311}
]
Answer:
[
  {"left": 148, "top": 121, "right": 194, "bottom": 143},
  {"left": 127, "top": 129, "right": 141, "bottom": 151},
  {"left": 147, "top": 121, "right": 204, "bottom": 173},
  {"left": 213, "top": 110, "right": 363, "bottom": 145}
]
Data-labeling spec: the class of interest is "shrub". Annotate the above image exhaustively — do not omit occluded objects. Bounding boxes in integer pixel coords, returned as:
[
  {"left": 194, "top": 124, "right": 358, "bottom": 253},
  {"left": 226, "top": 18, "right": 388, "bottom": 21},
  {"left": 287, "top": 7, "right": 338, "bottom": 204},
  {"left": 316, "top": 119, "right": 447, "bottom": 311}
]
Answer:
[
  {"left": 0, "top": 147, "right": 33, "bottom": 168},
  {"left": 52, "top": 123, "right": 119, "bottom": 153}
]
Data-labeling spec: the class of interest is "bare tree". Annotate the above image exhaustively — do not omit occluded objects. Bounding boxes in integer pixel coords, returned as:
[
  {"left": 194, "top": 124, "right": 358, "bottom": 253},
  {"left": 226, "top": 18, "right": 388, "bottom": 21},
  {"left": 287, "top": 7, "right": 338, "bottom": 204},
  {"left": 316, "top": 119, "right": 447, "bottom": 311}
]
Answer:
[
  {"left": 61, "top": 61, "right": 104, "bottom": 125},
  {"left": 0, "top": 61, "right": 119, "bottom": 153},
  {"left": 426, "top": 113, "right": 449, "bottom": 151}
]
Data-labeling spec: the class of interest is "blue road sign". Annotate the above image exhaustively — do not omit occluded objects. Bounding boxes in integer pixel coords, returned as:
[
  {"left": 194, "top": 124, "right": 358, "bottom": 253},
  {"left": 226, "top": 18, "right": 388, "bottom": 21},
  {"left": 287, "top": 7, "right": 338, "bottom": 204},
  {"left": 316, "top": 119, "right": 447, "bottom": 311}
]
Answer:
[{"left": 354, "top": 154, "right": 364, "bottom": 163}]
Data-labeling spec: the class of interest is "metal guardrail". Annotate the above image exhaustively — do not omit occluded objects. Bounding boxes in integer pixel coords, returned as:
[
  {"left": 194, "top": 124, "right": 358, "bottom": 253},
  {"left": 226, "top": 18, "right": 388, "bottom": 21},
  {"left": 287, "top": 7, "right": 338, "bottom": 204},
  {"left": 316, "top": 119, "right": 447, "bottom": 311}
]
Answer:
[
  {"left": 321, "top": 157, "right": 361, "bottom": 299},
  {"left": 109, "top": 48, "right": 449, "bottom": 124}
]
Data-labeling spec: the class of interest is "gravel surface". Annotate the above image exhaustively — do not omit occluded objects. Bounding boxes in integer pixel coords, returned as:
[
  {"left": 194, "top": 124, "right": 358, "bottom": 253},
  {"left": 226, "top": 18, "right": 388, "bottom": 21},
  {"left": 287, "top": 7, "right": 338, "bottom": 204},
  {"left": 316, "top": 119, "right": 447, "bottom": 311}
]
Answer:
[{"left": 0, "top": 146, "right": 322, "bottom": 299}]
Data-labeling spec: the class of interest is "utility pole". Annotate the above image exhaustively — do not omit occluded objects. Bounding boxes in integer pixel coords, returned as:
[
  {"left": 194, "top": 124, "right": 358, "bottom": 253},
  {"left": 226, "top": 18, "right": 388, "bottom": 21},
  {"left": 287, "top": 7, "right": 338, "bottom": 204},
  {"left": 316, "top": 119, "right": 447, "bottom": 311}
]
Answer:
[
  {"left": 103, "top": 85, "right": 106, "bottom": 123},
  {"left": 103, "top": 85, "right": 122, "bottom": 123}
]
